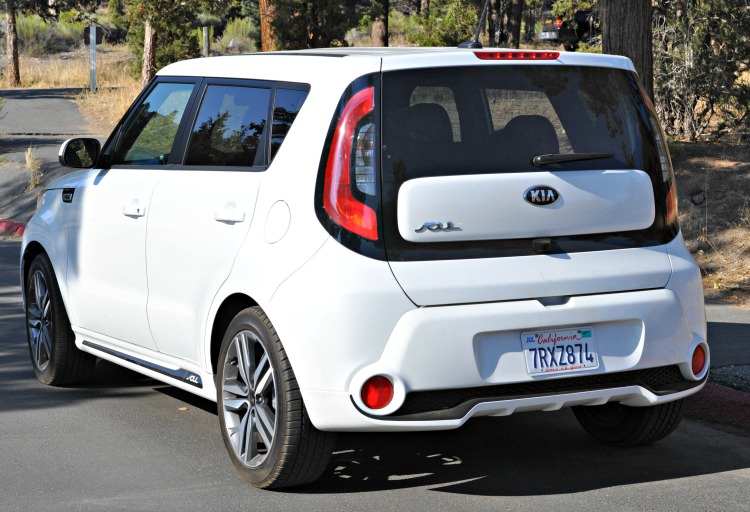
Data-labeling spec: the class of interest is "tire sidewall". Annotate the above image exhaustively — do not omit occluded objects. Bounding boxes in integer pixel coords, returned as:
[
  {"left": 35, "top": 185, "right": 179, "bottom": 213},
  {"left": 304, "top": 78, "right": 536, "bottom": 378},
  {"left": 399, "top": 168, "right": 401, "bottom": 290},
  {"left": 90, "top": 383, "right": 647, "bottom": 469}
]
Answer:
[{"left": 216, "top": 308, "right": 287, "bottom": 486}]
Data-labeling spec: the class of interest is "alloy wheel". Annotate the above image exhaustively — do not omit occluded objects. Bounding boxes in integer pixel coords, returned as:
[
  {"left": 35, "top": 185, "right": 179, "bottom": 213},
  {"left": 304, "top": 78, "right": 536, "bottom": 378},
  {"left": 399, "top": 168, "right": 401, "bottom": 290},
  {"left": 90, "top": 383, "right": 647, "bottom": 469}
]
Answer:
[
  {"left": 221, "top": 329, "right": 278, "bottom": 468},
  {"left": 27, "top": 269, "right": 52, "bottom": 371}
]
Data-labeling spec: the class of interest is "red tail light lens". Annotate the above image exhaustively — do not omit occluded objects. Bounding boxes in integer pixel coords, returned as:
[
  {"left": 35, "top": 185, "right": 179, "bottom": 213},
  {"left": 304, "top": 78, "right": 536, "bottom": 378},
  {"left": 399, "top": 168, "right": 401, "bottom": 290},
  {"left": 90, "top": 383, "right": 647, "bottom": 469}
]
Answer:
[
  {"left": 691, "top": 345, "right": 706, "bottom": 376},
  {"left": 361, "top": 376, "right": 394, "bottom": 410},
  {"left": 555, "top": 17, "right": 563, "bottom": 28},
  {"left": 474, "top": 51, "right": 560, "bottom": 61},
  {"left": 323, "top": 87, "right": 378, "bottom": 241}
]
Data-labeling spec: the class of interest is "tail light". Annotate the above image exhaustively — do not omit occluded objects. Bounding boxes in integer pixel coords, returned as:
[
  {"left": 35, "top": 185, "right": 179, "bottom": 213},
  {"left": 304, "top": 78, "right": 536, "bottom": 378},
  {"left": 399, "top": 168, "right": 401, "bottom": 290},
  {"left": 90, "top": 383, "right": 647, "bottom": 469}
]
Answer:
[
  {"left": 322, "top": 87, "right": 378, "bottom": 241},
  {"left": 555, "top": 17, "right": 563, "bottom": 28},
  {"left": 640, "top": 83, "right": 680, "bottom": 230}
]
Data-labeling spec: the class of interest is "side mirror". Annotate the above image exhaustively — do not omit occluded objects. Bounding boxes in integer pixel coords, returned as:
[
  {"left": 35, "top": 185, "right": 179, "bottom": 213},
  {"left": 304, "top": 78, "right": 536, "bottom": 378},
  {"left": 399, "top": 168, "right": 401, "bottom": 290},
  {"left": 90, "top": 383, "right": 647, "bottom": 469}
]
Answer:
[{"left": 59, "top": 138, "right": 101, "bottom": 169}]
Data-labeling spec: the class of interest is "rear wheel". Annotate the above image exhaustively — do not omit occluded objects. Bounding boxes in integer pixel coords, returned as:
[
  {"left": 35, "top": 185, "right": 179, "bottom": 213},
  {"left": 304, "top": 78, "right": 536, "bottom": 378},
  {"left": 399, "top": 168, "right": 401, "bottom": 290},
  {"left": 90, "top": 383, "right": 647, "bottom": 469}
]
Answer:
[
  {"left": 216, "top": 306, "right": 336, "bottom": 489},
  {"left": 25, "top": 253, "right": 96, "bottom": 386},
  {"left": 572, "top": 399, "right": 684, "bottom": 446}
]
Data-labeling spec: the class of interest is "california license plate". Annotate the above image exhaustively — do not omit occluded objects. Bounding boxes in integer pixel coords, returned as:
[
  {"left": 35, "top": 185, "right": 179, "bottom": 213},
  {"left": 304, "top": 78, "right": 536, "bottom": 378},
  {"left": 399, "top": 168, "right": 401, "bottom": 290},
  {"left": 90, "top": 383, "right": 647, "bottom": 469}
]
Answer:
[{"left": 521, "top": 327, "right": 599, "bottom": 375}]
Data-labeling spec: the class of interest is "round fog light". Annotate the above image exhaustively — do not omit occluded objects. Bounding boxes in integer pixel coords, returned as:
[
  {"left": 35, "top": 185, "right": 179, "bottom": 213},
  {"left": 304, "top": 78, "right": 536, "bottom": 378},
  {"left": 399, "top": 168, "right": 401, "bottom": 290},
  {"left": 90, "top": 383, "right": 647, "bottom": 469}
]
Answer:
[
  {"left": 361, "top": 376, "right": 394, "bottom": 410},
  {"left": 691, "top": 345, "right": 707, "bottom": 376}
]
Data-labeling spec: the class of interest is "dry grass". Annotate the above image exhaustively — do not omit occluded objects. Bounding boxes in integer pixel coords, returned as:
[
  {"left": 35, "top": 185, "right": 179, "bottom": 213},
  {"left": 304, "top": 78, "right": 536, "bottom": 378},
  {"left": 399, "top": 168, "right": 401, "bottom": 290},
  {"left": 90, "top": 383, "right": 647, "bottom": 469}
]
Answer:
[
  {"left": 24, "top": 146, "right": 43, "bottom": 190},
  {"left": 76, "top": 76, "right": 141, "bottom": 133},
  {"left": 0, "top": 46, "right": 141, "bottom": 135},
  {"left": 673, "top": 142, "right": 750, "bottom": 306}
]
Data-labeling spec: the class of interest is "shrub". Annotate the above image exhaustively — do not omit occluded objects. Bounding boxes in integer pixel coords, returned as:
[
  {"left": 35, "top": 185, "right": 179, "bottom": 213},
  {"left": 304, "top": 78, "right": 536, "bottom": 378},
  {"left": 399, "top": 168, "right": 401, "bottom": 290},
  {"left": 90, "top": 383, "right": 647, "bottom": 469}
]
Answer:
[
  {"left": 214, "top": 17, "right": 258, "bottom": 54},
  {"left": 409, "top": 0, "right": 478, "bottom": 47}
]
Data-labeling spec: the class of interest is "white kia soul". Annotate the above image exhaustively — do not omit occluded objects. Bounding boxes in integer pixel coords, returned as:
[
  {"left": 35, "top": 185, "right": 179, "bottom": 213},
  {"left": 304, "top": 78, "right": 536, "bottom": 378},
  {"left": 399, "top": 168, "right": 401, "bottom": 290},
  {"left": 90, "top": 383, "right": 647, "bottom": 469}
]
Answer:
[{"left": 21, "top": 48, "right": 708, "bottom": 489}]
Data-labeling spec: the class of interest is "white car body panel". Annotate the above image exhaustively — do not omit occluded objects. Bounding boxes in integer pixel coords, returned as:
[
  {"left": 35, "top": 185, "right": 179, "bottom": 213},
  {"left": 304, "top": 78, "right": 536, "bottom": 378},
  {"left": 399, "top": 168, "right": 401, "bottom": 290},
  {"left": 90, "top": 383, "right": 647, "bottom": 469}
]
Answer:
[
  {"left": 398, "top": 170, "right": 655, "bottom": 242},
  {"left": 388, "top": 245, "right": 672, "bottom": 307},
  {"left": 145, "top": 171, "right": 260, "bottom": 362},
  {"left": 66, "top": 169, "right": 162, "bottom": 350}
]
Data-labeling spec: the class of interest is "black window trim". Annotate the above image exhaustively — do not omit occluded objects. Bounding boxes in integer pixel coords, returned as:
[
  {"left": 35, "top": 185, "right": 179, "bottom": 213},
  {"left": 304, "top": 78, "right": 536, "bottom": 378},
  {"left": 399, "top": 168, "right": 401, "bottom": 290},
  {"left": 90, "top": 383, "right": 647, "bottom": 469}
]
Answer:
[
  {"left": 102, "top": 76, "right": 204, "bottom": 170},
  {"left": 102, "top": 76, "right": 311, "bottom": 173},
  {"left": 171, "top": 78, "right": 311, "bottom": 173}
]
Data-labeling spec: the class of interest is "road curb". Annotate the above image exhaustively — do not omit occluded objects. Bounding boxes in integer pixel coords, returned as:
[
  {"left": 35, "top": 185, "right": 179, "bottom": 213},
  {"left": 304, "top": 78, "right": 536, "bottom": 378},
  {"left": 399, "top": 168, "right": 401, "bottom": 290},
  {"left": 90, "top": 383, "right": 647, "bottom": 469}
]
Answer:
[{"left": 0, "top": 220, "right": 26, "bottom": 237}]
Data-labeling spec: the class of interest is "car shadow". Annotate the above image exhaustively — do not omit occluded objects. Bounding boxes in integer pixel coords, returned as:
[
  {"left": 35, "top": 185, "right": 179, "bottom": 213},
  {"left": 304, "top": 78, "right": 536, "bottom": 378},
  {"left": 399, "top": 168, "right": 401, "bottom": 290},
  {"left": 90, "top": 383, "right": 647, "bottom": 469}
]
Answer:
[{"left": 295, "top": 406, "right": 749, "bottom": 496}]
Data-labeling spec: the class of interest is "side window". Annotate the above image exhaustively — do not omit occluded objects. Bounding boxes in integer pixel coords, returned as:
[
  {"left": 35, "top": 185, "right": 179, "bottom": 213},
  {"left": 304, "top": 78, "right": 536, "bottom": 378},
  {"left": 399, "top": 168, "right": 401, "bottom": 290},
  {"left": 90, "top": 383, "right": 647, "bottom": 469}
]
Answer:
[
  {"left": 270, "top": 88, "right": 308, "bottom": 162},
  {"left": 184, "top": 85, "right": 271, "bottom": 167},
  {"left": 112, "top": 82, "right": 195, "bottom": 165}
]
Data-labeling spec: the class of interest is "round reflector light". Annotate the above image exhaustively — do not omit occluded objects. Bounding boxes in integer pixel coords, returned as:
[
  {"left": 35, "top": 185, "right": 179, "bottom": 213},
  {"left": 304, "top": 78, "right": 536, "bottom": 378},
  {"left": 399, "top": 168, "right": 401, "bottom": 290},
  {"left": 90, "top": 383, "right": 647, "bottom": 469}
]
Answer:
[
  {"left": 691, "top": 345, "right": 706, "bottom": 376},
  {"left": 361, "top": 376, "right": 394, "bottom": 410}
]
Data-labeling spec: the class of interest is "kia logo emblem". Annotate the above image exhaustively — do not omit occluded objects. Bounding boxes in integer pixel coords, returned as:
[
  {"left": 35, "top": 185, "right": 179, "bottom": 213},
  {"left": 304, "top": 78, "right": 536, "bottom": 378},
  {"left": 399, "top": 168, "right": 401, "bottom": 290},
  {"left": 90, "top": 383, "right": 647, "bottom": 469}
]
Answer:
[{"left": 524, "top": 186, "right": 560, "bottom": 206}]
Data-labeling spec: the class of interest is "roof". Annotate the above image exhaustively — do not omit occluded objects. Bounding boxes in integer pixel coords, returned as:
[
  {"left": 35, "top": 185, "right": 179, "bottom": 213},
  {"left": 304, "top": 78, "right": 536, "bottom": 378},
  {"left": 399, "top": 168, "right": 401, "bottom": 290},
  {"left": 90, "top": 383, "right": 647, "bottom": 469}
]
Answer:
[{"left": 158, "top": 48, "right": 635, "bottom": 84}]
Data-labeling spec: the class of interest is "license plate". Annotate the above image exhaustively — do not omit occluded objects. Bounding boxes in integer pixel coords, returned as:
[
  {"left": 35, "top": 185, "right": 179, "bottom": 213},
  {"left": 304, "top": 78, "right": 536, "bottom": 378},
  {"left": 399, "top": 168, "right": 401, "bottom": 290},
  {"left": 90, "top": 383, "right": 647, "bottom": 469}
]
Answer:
[
  {"left": 521, "top": 327, "right": 599, "bottom": 375},
  {"left": 539, "top": 32, "right": 557, "bottom": 40}
]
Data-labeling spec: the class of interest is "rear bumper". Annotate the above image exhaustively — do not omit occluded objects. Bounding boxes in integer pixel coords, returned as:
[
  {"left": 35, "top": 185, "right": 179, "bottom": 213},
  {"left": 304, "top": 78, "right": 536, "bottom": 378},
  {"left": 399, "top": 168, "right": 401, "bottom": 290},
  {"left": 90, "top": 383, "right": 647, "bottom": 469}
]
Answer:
[
  {"left": 304, "top": 379, "right": 705, "bottom": 432},
  {"left": 296, "top": 285, "right": 707, "bottom": 431},
  {"left": 276, "top": 235, "right": 706, "bottom": 432}
]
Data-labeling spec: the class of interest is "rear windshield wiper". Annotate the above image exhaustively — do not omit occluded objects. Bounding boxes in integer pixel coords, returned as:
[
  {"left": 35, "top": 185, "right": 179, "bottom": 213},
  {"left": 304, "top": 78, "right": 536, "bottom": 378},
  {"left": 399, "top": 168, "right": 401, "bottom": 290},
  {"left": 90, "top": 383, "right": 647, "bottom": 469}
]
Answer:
[{"left": 532, "top": 152, "right": 614, "bottom": 167}]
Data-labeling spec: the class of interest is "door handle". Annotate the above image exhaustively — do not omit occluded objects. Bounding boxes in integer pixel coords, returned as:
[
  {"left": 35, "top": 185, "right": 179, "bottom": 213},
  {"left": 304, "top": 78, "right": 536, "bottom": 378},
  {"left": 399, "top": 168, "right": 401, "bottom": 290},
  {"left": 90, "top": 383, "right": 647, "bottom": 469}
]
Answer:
[
  {"left": 214, "top": 203, "right": 245, "bottom": 224},
  {"left": 123, "top": 203, "right": 146, "bottom": 217}
]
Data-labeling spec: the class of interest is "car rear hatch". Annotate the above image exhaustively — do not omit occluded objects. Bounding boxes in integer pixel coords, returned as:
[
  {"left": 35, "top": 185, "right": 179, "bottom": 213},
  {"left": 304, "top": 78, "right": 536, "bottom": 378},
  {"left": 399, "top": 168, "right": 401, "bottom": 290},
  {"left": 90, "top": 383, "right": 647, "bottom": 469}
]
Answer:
[{"left": 380, "top": 61, "right": 677, "bottom": 307}]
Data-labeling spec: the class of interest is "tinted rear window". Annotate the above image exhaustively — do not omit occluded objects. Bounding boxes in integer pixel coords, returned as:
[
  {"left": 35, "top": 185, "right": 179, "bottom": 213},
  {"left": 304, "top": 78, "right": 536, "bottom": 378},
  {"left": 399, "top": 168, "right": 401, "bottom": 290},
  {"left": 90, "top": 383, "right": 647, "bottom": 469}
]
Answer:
[{"left": 382, "top": 65, "right": 657, "bottom": 182}]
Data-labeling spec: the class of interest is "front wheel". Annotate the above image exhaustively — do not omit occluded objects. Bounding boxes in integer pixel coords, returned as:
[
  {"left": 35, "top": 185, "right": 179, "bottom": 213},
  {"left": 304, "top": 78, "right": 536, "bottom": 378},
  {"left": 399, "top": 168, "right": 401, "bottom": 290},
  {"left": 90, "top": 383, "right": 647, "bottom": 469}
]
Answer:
[
  {"left": 216, "top": 306, "right": 336, "bottom": 489},
  {"left": 25, "top": 253, "right": 96, "bottom": 385},
  {"left": 572, "top": 399, "right": 684, "bottom": 447}
]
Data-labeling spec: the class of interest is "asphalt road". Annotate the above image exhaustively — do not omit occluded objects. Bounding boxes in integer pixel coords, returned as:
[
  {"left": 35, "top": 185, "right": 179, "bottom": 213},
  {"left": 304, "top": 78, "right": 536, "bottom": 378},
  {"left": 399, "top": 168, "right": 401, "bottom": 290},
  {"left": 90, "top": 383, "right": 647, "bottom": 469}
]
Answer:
[
  {"left": 1, "top": 239, "right": 749, "bottom": 512},
  {"left": 0, "top": 88, "right": 105, "bottom": 223}
]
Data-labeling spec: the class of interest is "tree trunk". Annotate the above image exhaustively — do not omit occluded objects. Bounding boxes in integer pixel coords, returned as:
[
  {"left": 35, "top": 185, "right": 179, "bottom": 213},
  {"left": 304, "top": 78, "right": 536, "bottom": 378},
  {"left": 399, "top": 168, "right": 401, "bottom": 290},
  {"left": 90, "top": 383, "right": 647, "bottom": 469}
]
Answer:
[
  {"left": 601, "top": 0, "right": 654, "bottom": 100},
  {"left": 420, "top": 0, "right": 429, "bottom": 17},
  {"left": 371, "top": 0, "right": 388, "bottom": 47},
  {"left": 488, "top": 0, "right": 499, "bottom": 45},
  {"left": 259, "top": 0, "right": 277, "bottom": 52},
  {"left": 524, "top": 3, "right": 535, "bottom": 42},
  {"left": 140, "top": 21, "right": 157, "bottom": 89},
  {"left": 5, "top": 0, "right": 20, "bottom": 87},
  {"left": 506, "top": 0, "right": 524, "bottom": 49}
]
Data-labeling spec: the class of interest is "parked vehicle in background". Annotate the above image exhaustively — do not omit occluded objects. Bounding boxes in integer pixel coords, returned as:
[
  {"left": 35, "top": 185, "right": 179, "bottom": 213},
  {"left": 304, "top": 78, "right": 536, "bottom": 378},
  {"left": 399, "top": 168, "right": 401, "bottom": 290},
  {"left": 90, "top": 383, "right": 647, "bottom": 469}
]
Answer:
[
  {"left": 21, "top": 47, "right": 707, "bottom": 490},
  {"left": 540, "top": 0, "right": 599, "bottom": 51}
]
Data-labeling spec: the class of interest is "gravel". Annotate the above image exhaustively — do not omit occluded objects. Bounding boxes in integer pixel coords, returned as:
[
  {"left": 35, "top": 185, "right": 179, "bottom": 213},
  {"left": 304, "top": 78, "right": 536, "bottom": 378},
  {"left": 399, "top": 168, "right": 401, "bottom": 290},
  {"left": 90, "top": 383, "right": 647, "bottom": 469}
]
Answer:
[{"left": 710, "top": 365, "right": 750, "bottom": 393}]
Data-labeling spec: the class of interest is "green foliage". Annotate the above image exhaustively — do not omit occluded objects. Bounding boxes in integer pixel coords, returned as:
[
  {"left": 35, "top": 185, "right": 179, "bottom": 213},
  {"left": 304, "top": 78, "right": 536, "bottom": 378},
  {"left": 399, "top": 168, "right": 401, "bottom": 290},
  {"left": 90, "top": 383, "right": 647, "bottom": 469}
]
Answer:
[
  {"left": 550, "top": 0, "right": 594, "bottom": 24},
  {"left": 107, "top": 0, "right": 128, "bottom": 29},
  {"left": 272, "top": 0, "right": 350, "bottom": 49},
  {"left": 389, "top": 9, "right": 421, "bottom": 37},
  {"left": 55, "top": 14, "right": 86, "bottom": 45},
  {"left": 653, "top": 0, "right": 750, "bottom": 141},
  {"left": 126, "top": 1, "right": 220, "bottom": 78},
  {"left": 214, "top": 17, "right": 259, "bottom": 53},
  {"left": 409, "top": 0, "right": 478, "bottom": 47},
  {"left": 16, "top": 15, "right": 49, "bottom": 56},
  {"left": 358, "top": 12, "right": 373, "bottom": 32},
  {"left": 127, "top": 19, "right": 200, "bottom": 79}
]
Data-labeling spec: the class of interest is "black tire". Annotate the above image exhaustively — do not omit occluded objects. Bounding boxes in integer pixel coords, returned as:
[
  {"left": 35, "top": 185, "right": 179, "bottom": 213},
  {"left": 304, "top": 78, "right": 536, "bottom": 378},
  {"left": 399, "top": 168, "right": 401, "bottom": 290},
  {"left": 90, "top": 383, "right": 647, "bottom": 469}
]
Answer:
[
  {"left": 216, "top": 306, "right": 336, "bottom": 489},
  {"left": 572, "top": 399, "right": 684, "bottom": 447},
  {"left": 25, "top": 253, "right": 96, "bottom": 386}
]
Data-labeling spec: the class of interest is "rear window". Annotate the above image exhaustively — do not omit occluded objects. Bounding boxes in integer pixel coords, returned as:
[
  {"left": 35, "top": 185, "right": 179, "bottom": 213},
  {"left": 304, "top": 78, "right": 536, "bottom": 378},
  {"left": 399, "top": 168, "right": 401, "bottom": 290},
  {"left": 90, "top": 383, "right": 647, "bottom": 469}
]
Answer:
[{"left": 381, "top": 65, "right": 657, "bottom": 182}]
